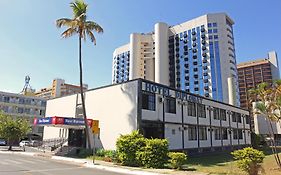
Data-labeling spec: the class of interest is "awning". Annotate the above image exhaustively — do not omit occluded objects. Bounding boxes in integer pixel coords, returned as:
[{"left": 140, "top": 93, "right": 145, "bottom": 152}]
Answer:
[{"left": 33, "top": 116, "right": 93, "bottom": 129}]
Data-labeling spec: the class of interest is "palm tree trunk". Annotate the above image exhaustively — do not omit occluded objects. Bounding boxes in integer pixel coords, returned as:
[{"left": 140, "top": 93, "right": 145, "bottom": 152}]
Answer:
[
  {"left": 79, "top": 34, "right": 91, "bottom": 149},
  {"left": 268, "top": 120, "right": 281, "bottom": 167}
]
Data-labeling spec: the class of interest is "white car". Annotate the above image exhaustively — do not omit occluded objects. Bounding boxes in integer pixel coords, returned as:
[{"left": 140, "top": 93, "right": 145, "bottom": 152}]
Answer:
[{"left": 19, "top": 140, "right": 30, "bottom": 147}]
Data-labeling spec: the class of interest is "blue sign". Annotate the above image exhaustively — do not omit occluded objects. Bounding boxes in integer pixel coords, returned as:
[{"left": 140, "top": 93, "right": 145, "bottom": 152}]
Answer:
[
  {"left": 37, "top": 117, "right": 52, "bottom": 124},
  {"left": 64, "top": 118, "right": 85, "bottom": 125}
]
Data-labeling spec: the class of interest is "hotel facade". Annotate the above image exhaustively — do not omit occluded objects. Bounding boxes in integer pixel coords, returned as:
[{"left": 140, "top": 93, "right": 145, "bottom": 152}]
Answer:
[
  {"left": 112, "top": 13, "right": 240, "bottom": 106},
  {"left": 43, "top": 79, "right": 250, "bottom": 153}
]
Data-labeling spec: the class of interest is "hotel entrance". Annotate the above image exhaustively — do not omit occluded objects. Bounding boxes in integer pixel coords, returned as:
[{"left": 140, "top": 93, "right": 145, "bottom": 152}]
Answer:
[{"left": 68, "top": 129, "right": 86, "bottom": 147}]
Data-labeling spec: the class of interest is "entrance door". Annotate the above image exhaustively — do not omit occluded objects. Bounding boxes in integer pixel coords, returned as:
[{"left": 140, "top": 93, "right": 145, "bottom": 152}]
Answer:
[{"left": 68, "top": 129, "right": 86, "bottom": 147}]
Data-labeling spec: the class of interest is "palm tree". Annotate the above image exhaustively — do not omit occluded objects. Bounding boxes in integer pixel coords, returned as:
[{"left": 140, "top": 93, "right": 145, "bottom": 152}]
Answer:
[
  {"left": 56, "top": 0, "right": 103, "bottom": 149},
  {"left": 249, "top": 81, "right": 281, "bottom": 167}
]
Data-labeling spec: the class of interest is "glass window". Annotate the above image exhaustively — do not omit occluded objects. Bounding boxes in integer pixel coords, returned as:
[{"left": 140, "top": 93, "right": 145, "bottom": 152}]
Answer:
[
  {"left": 246, "top": 115, "right": 250, "bottom": 124},
  {"left": 208, "top": 29, "right": 212, "bottom": 33},
  {"left": 213, "top": 29, "right": 218, "bottom": 33},
  {"left": 207, "top": 23, "right": 212, "bottom": 27},
  {"left": 18, "top": 107, "right": 24, "bottom": 114},
  {"left": 197, "top": 104, "right": 206, "bottom": 118},
  {"left": 233, "top": 129, "right": 238, "bottom": 139},
  {"left": 187, "top": 101, "right": 196, "bottom": 117},
  {"left": 199, "top": 126, "right": 207, "bottom": 140},
  {"left": 214, "top": 128, "right": 221, "bottom": 140},
  {"left": 208, "top": 35, "right": 213, "bottom": 40},
  {"left": 165, "top": 97, "right": 176, "bottom": 114},
  {"left": 238, "top": 129, "right": 243, "bottom": 139},
  {"left": 142, "top": 92, "right": 155, "bottom": 111},
  {"left": 188, "top": 125, "right": 197, "bottom": 140},
  {"left": 214, "top": 35, "right": 218, "bottom": 39},
  {"left": 213, "top": 23, "right": 217, "bottom": 27},
  {"left": 220, "top": 109, "right": 226, "bottom": 121},
  {"left": 237, "top": 113, "right": 242, "bottom": 123},
  {"left": 4, "top": 96, "right": 10, "bottom": 103},
  {"left": 222, "top": 128, "right": 228, "bottom": 140},
  {"left": 232, "top": 112, "right": 237, "bottom": 122},
  {"left": 213, "top": 107, "right": 220, "bottom": 120}
]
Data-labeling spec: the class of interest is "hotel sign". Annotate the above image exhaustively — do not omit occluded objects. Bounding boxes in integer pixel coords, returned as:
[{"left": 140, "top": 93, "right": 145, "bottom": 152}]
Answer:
[{"left": 143, "top": 82, "right": 203, "bottom": 104}]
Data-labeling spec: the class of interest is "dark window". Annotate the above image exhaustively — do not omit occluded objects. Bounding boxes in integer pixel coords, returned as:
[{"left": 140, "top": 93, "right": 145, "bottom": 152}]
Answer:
[
  {"left": 142, "top": 92, "right": 155, "bottom": 111},
  {"left": 232, "top": 112, "right": 237, "bottom": 122},
  {"left": 214, "top": 128, "right": 221, "bottom": 140},
  {"left": 233, "top": 129, "right": 238, "bottom": 139},
  {"left": 197, "top": 103, "right": 206, "bottom": 118},
  {"left": 238, "top": 129, "right": 243, "bottom": 139},
  {"left": 165, "top": 98, "right": 176, "bottom": 114},
  {"left": 220, "top": 109, "right": 226, "bottom": 121},
  {"left": 213, "top": 107, "right": 220, "bottom": 120},
  {"left": 188, "top": 125, "right": 197, "bottom": 140},
  {"left": 199, "top": 126, "right": 207, "bottom": 140},
  {"left": 222, "top": 128, "right": 228, "bottom": 140},
  {"left": 245, "top": 115, "right": 250, "bottom": 124},
  {"left": 188, "top": 101, "right": 196, "bottom": 117},
  {"left": 213, "top": 29, "right": 218, "bottom": 33}
]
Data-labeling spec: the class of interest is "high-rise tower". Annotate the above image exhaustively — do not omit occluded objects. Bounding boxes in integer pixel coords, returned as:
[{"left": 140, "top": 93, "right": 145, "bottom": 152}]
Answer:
[{"left": 112, "top": 13, "right": 239, "bottom": 106}]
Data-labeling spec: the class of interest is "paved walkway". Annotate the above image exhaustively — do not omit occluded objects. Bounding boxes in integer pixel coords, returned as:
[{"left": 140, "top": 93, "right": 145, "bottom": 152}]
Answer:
[{"left": 0, "top": 146, "right": 207, "bottom": 175}]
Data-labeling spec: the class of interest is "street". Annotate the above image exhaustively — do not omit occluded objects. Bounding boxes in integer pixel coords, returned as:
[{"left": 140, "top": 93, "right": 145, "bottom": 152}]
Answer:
[{"left": 0, "top": 153, "right": 127, "bottom": 175}]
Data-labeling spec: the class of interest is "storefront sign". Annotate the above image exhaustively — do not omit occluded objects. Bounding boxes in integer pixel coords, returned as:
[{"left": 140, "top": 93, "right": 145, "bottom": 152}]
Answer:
[
  {"left": 36, "top": 117, "right": 52, "bottom": 125},
  {"left": 143, "top": 82, "right": 203, "bottom": 103}
]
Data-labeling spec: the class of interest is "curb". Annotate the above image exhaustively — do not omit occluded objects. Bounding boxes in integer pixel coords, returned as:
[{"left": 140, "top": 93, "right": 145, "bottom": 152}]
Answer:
[{"left": 0, "top": 151, "right": 165, "bottom": 175}]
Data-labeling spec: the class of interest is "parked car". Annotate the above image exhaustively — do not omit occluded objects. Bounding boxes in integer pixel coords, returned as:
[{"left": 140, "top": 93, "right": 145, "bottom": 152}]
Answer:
[
  {"left": 0, "top": 139, "right": 6, "bottom": 146},
  {"left": 30, "top": 140, "right": 41, "bottom": 147},
  {"left": 19, "top": 140, "right": 30, "bottom": 147}
]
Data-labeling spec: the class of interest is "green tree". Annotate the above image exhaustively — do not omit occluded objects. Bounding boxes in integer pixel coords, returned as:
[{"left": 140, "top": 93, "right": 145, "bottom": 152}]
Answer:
[
  {"left": 56, "top": 0, "right": 103, "bottom": 149},
  {"left": 231, "top": 147, "right": 265, "bottom": 175},
  {"left": 248, "top": 80, "right": 281, "bottom": 167},
  {"left": 0, "top": 112, "right": 31, "bottom": 150}
]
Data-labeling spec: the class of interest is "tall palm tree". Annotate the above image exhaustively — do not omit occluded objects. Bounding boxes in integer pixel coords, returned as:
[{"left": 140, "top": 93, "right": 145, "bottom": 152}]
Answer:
[
  {"left": 56, "top": 0, "right": 103, "bottom": 149},
  {"left": 249, "top": 81, "right": 281, "bottom": 167}
]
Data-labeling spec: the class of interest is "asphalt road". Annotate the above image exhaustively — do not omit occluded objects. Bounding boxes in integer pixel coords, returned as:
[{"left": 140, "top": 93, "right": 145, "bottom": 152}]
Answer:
[{"left": 0, "top": 153, "right": 127, "bottom": 175}]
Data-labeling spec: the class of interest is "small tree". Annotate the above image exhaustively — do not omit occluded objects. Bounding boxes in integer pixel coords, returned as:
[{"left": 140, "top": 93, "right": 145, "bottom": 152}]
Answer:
[
  {"left": 116, "top": 130, "right": 146, "bottom": 166},
  {"left": 168, "top": 152, "right": 187, "bottom": 169},
  {"left": 0, "top": 112, "right": 31, "bottom": 150},
  {"left": 231, "top": 147, "right": 265, "bottom": 175}
]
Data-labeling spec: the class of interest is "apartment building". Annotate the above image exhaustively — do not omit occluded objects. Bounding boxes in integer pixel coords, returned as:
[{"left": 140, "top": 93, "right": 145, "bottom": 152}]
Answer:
[
  {"left": 237, "top": 51, "right": 279, "bottom": 109},
  {"left": 35, "top": 78, "right": 88, "bottom": 100},
  {"left": 112, "top": 13, "right": 240, "bottom": 106}
]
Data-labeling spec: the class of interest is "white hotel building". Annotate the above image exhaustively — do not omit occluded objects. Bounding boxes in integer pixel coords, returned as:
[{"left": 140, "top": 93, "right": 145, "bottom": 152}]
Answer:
[
  {"left": 112, "top": 13, "right": 240, "bottom": 106},
  {"left": 43, "top": 79, "right": 250, "bottom": 154}
]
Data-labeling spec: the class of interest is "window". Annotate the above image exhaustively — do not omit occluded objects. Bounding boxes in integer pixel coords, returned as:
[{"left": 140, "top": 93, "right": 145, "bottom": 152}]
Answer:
[
  {"left": 188, "top": 125, "right": 197, "bottom": 140},
  {"left": 232, "top": 112, "right": 237, "bottom": 122},
  {"left": 245, "top": 115, "right": 250, "bottom": 124},
  {"left": 142, "top": 92, "right": 155, "bottom": 111},
  {"left": 188, "top": 101, "right": 196, "bottom": 117},
  {"left": 237, "top": 113, "right": 242, "bottom": 123},
  {"left": 197, "top": 104, "right": 206, "bottom": 118},
  {"left": 207, "top": 23, "right": 212, "bottom": 27},
  {"left": 3, "top": 96, "right": 10, "bottom": 103},
  {"left": 208, "top": 29, "right": 212, "bottom": 33},
  {"left": 213, "top": 29, "right": 218, "bottom": 33},
  {"left": 213, "top": 23, "right": 217, "bottom": 27},
  {"left": 233, "top": 129, "right": 238, "bottom": 139},
  {"left": 172, "top": 129, "right": 176, "bottom": 135},
  {"left": 238, "top": 129, "right": 243, "bottom": 139},
  {"left": 18, "top": 107, "right": 24, "bottom": 114},
  {"left": 213, "top": 107, "right": 220, "bottom": 120},
  {"left": 199, "top": 126, "right": 207, "bottom": 140},
  {"left": 166, "top": 97, "right": 176, "bottom": 114},
  {"left": 214, "top": 35, "right": 218, "bottom": 39},
  {"left": 209, "top": 35, "right": 213, "bottom": 40},
  {"left": 220, "top": 109, "right": 226, "bottom": 121},
  {"left": 222, "top": 128, "right": 228, "bottom": 140},
  {"left": 214, "top": 128, "right": 221, "bottom": 140}
]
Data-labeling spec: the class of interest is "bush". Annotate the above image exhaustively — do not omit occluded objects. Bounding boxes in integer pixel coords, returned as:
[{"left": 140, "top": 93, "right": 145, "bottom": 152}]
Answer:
[
  {"left": 231, "top": 147, "right": 265, "bottom": 175},
  {"left": 168, "top": 152, "right": 187, "bottom": 169},
  {"left": 96, "top": 149, "right": 117, "bottom": 162},
  {"left": 116, "top": 130, "right": 146, "bottom": 166},
  {"left": 136, "top": 139, "right": 169, "bottom": 168}
]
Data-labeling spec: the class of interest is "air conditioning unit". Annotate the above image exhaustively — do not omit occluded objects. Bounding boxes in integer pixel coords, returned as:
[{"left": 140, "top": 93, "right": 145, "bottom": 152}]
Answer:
[{"left": 159, "top": 97, "right": 163, "bottom": 103}]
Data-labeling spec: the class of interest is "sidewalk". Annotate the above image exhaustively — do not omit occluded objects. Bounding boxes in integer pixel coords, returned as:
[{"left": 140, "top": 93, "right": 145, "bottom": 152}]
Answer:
[{"left": 0, "top": 147, "right": 207, "bottom": 175}]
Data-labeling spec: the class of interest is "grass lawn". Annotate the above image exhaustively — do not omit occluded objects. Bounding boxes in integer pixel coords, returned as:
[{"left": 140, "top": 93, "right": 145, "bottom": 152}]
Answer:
[{"left": 185, "top": 148, "right": 281, "bottom": 175}]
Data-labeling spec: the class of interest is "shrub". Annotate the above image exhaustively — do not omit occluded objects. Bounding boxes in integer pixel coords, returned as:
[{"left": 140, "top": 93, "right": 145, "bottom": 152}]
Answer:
[
  {"left": 231, "top": 147, "right": 265, "bottom": 175},
  {"left": 168, "top": 152, "right": 187, "bottom": 169},
  {"left": 116, "top": 130, "right": 146, "bottom": 166},
  {"left": 96, "top": 148, "right": 106, "bottom": 157},
  {"left": 136, "top": 139, "right": 169, "bottom": 168}
]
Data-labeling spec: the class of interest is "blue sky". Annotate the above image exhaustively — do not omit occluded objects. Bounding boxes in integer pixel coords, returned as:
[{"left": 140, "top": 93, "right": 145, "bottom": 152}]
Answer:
[{"left": 0, "top": 0, "right": 280, "bottom": 93}]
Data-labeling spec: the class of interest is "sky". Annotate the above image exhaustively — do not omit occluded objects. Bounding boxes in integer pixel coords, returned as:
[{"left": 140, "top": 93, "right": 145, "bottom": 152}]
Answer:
[{"left": 0, "top": 0, "right": 280, "bottom": 93}]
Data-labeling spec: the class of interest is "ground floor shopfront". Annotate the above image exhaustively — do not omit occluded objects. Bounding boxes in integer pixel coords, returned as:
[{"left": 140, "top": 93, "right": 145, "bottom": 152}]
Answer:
[{"left": 42, "top": 79, "right": 251, "bottom": 153}]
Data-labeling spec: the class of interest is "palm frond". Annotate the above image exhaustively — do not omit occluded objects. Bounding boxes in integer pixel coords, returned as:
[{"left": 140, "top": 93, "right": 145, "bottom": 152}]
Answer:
[
  {"left": 56, "top": 18, "right": 77, "bottom": 28},
  {"left": 86, "top": 29, "right": 96, "bottom": 44},
  {"left": 61, "top": 28, "right": 77, "bottom": 38},
  {"left": 70, "top": 0, "right": 87, "bottom": 19},
  {"left": 85, "top": 21, "right": 104, "bottom": 33}
]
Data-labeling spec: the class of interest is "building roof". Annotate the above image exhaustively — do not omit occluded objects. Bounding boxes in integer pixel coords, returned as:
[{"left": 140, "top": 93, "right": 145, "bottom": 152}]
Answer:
[{"left": 237, "top": 59, "right": 269, "bottom": 69}]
